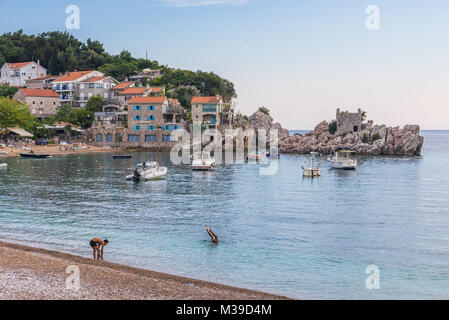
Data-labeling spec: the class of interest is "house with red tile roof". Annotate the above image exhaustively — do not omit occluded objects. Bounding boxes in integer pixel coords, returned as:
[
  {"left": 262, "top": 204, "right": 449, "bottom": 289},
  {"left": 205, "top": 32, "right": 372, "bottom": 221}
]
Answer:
[
  {"left": 13, "top": 88, "right": 60, "bottom": 119},
  {"left": 149, "top": 87, "right": 165, "bottom": 96},
  {"left": 78, "top": 76, "right": 118, "bottom": 107},
  {"left": 191, "top": 96, "right": 224, "bottom": 129},
  {"left": 51, "top": 70, "right": 108, "bottom": 107},
  {"left": 1, "top": 61, "right": 48, "bottom": 87},
  {"left": 25, "top": 75, "right": 60, "bottom": 89},
  {"left": 117, "top": 86, "right": 150, "bottom": 106}
]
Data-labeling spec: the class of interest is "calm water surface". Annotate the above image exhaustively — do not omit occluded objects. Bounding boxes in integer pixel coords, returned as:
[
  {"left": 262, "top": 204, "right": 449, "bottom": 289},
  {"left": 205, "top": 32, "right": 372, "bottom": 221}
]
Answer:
[{"left": 0, "top": 130, "right": 448, "bottom": 299}]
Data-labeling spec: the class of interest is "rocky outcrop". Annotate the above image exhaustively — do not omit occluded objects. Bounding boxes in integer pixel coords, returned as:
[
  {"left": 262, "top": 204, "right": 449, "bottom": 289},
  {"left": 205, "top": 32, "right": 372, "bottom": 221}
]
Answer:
[
  {"left": 280, "top": 121, "right": 424, "bottom": 156},
  {"left": 249, "top": 111, "right": 290, "bottom": 142}
]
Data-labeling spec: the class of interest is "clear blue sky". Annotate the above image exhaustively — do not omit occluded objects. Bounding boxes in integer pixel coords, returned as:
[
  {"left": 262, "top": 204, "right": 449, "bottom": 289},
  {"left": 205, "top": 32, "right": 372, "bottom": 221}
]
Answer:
[{"left": 1, "top": 0, "right": 448, "bottom": 129}]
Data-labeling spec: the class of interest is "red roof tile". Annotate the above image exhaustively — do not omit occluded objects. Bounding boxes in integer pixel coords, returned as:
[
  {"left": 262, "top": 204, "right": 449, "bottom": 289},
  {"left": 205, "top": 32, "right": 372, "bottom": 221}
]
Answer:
[
  {"left": 18, "top": 89, "right": 59, "bottom": 98},
  {"left": 128, "top": 97, "right": 167, "bottom": 104},
  {"left": 120, "top": 87, "right": 147, "bottom": 95},
  {"left": 6, "top": 62, "right": 33, "bottom": 69},
  {"left": 191, "top": 96, "right": 222, "bottom": 103},
  {"left": 150, "top": 87, "right": 163, "bottom": 93},
  {"left": 81, "top": 76, "right": 109, "bottom": 83},
  {"left": 53, "top": 70, "right": 96, "bottom": 82},
  {"left": 112, "top": 81, "right": 134, "bottom": 90}
]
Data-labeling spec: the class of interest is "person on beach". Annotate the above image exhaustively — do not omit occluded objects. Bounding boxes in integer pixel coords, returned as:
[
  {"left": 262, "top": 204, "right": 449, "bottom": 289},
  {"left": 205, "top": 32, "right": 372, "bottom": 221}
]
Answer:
[
  {"left": 205, "top": 226, "right": 219, "bottom": 244},
  {"left": 90, "top": 238, "right": 109, "bottom": 260}
]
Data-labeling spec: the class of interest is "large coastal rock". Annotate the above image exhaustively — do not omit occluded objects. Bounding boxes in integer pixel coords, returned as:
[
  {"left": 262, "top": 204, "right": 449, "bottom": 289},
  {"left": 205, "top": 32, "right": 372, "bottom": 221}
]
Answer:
[
  {"left": 280, "top": 121, "right": 424, "bottom": 156},
  {"left": 249, "top": 111, "right": 290, "bottom": 142}
]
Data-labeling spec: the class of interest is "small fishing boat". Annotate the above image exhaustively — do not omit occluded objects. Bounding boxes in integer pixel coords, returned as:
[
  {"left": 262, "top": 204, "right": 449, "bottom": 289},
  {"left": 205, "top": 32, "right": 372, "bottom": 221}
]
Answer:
[
  {"left": 246, "top": 154, "right": 263, "bottom": 162},
  {"left": 126, "top": 162, "right": 167, "bottom": 181},
  {"left": 302, "top": 152, "right": 321, "bottom": 177},
  {"left": 192, "top": 152, "right": 216, "bottom": 171},
  {"left": 328, "top": 147, "right": 357, "bottom": 170},
  {"left": 20, "top": 152, "right": 50, "bottom": 159},
  {"left": 113, "top": 155, "right": 133, "bottom": 159}
]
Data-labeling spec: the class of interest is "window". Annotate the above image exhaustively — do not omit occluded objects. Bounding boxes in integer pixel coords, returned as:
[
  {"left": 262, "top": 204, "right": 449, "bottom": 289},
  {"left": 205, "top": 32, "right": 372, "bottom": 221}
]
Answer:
[
  {"left": 32, "top": 101, "right": 35, "bottom": 104},
  {"left": 147, "top": 115, "right": 154, "bottom": 121},
  {"left": 134, "top": 105, "right": 141, "bottom": 111},
  {"left": 162, "top": 135, "right": 174, "bottom": 142},
  {"left": 106, "top": 133, "right": 113, "bottom": 142},
  {"left": 134, "top": 115, "right": 141, "bottom": 121},
  {"left": 96, "top": 134, "right": 103, "bottom": 142},
  {"left": 80, "top": 84, "right": 84, "bottom": 89},
  {"left": 147, "top": 125, "right": 155, "bottom": 131},
  {"left": 128, "top": 134, "right": 140, "bottom": 142},
  {"left": 195, "top": 115, "right": 198, "bottom": 119},
  {"left": 203, "top": 104, "right": 217, "bottom": 113},
  {"left": 145, "top": 134, "right": 157, "bottom": 142},
  {"left": 96, "top": 83, "right": 102, "bottom": 88},
  {"left": 89, "top": 83, "right": 94, "bottom": 88},
  {"left": 147, "top": 105, "right": 154, "bottom": 111},
  {"left": 104, "top": 92, "right": 108, "bottom": 99},
  {"left": 134, "top": 125, "right": 141, "bottom": 131},
  {"left": 40, "top": 101, "right": 43, "bottom": 105}
]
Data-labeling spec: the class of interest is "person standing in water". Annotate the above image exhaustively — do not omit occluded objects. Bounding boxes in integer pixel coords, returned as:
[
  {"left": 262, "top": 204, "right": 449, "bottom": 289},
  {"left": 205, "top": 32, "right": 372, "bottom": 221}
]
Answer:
[
  {"left": 90, "top": 238, "right": 109, "bottom": 260},
  {"left": 205, "top": 226, "right": 218, "bottom": 244}
]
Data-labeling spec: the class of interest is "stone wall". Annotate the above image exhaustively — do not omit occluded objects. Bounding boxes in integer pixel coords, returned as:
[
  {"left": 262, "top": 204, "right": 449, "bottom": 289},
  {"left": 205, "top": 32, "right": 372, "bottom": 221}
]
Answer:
[
  {"left": 85, "top": 127, "right": 179, "bottom": 151},
  {"left": 336, "top": 108, "right": 362, "bottom": 133}
]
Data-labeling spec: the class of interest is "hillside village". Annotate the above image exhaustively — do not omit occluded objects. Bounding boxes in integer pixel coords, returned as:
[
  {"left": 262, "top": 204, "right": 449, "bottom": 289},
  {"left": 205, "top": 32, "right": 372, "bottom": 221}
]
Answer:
[{"left": 0, "top": 60, "right": 236, "bottom": 148}]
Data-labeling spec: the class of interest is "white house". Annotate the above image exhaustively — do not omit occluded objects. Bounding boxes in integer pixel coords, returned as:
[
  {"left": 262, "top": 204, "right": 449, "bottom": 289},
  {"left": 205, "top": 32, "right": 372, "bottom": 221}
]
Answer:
[
  {"left": 51, "top": 70, "right": 104, "bottom": 107},
  {"left": 0, "top": 61, "right": 48, "bottom": 87}
]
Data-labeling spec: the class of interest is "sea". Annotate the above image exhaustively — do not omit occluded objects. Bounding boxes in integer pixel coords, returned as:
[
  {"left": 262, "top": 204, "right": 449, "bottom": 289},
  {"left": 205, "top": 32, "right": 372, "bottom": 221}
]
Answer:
[{"left": 0, "top": 130, "right": 448, "bottom": 299}]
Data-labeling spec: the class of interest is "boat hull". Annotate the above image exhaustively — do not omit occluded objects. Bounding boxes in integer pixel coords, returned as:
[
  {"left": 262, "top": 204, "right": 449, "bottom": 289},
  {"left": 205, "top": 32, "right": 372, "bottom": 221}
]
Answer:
[
  {"left": 20, "top": 153, "right": 50, "bottom": 159},
  {"left": 113, "top": 155, "right": 133, "bottom": 159},
  {"left": 303, "top": 168, "right": 321, "bottom": 177},
  {"left": 330, "top": 160, "right": 357, "bottom": 170}
]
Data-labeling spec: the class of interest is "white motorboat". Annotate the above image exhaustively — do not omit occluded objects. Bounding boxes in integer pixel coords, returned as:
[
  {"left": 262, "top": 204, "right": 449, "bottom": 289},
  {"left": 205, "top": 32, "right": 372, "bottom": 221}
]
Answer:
[
  {"left": 329, "top": 148, "right": 357, "bottom": 170},
  {"left": 302, "top": 152, "right": 321, "bottom": 177},
  {"left": 0, "top": 163, "right": 7, "bottom": 169},
  {"left": 192, "top": 152, "right": 216, "bottom": 171},
  {"left": 126, "top": 162, "right": 167, "bottom": 181}
]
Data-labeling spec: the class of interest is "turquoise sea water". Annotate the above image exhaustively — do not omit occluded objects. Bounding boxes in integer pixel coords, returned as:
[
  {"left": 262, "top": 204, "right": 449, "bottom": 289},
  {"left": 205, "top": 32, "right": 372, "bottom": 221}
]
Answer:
[{"left": 0, "top": 130, "right": 448, "bottom": 299}]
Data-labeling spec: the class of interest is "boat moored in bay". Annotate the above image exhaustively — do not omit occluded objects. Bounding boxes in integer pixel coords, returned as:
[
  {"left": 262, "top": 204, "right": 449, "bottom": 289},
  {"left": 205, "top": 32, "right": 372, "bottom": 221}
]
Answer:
[{"left": 328, "top": 147, "right": 357, "bottom": 170}]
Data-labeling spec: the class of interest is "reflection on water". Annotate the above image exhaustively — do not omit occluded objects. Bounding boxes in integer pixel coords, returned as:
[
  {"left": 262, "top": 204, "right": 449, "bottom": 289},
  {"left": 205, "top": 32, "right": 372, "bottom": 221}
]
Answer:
[{"left": 0, "top": 131, "right": 449, "bottom": 299}]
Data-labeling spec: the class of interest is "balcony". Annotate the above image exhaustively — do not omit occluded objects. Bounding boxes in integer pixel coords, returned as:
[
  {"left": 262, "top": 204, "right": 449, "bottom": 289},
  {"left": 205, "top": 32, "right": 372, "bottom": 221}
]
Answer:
[{"left": 54, "top": 84, "right": 74, "bottom": 91}]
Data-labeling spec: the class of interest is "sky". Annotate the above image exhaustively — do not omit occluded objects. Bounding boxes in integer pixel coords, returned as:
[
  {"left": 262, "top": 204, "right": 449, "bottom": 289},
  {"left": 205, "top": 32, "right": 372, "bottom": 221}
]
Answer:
[{"left": 1, "top": 0, "right": 448, "bottom": 129}]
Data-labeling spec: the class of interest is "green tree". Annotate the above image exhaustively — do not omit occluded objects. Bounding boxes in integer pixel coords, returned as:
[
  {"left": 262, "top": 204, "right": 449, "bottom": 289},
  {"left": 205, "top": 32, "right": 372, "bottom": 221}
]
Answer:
[
  {"left": 361, "top": 111, "right": 367, "bottom": 122},
  {"left": 0, "top": 85, "right": 18, "bottom": 98},
  {"left": 68, "top": 108, "right": 93, "bottom": 129},
  {"left": 85, "top": 95, "right": 103, "bottom": 113},
  {"left": 258, "top": 106, "right": 270, "bottom": 115},
  {"left": 0, "top": 97, "right": 34, "bottom": 130},
  {"left": 328, "top": 120, "right": 337, "bottom": 134}
]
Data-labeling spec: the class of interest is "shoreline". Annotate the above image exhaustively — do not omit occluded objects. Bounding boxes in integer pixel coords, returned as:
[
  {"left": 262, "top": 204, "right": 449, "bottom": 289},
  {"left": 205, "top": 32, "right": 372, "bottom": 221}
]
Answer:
[
  {"left": 0, "top": 240, "right": 290, "bottom": 300},
  {"left": 0, "top": 144, "right": 119, "bottom": 158}
]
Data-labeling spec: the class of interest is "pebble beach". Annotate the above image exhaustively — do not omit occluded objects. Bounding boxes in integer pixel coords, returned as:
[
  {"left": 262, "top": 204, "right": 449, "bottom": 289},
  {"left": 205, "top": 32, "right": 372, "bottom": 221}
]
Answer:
[{"left": 0, "top": 241, "right": 288, "bottom": 300}]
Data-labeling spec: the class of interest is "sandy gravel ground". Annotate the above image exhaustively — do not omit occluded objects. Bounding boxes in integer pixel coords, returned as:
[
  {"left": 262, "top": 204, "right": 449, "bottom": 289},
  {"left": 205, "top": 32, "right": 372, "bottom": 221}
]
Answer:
[
  {"left": 0, "top": 143, "right": 116, "bottom": 158},
  {"left": 0, "top": 241, "right": 289, "bottom": 300}
]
